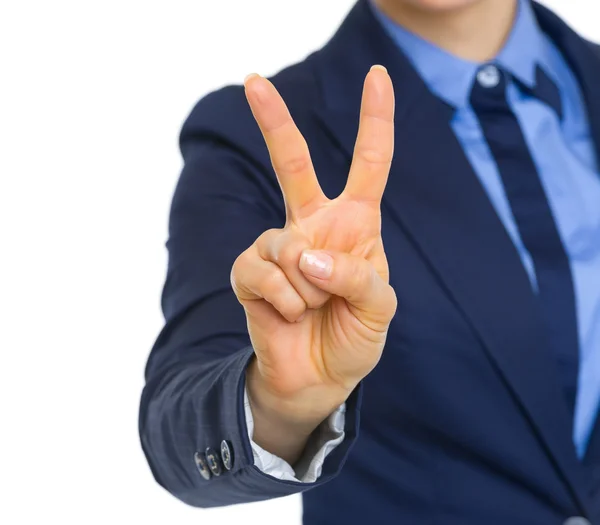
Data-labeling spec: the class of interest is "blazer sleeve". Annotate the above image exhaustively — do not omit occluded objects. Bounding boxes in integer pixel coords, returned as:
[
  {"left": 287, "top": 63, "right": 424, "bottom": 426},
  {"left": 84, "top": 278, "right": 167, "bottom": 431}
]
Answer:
[{"left": 138, "top": 86, "right": 363, "bottom": 508}]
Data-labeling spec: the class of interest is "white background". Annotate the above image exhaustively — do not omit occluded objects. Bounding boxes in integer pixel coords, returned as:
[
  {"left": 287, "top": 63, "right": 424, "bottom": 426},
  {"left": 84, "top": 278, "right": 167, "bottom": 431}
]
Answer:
[{"left": 0, "top": 1, "right": 597, "bottom": 523}]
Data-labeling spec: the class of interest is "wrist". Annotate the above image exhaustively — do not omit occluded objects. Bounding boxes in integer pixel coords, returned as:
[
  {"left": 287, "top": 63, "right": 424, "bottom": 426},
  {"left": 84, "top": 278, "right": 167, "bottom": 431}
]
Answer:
[{"left": 246, "top": 358, "right": 350, "bottom": 434}]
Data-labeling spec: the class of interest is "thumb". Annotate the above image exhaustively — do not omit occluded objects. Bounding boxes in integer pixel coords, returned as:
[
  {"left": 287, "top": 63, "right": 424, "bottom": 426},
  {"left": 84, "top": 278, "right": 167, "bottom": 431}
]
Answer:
[{"left": 298, "top": 249, "right": 397, "bottom": 325}]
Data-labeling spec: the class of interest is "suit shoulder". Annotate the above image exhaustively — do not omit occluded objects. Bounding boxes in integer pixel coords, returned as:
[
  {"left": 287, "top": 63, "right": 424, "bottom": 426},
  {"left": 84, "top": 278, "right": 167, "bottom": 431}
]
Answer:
[{"left": 180, "top": 57, "right": 320, "bottom": 160}]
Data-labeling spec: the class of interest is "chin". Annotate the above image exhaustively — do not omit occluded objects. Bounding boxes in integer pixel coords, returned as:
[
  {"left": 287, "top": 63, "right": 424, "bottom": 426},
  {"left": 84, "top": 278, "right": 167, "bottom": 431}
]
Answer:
[{"left": 400, "top": 0, "right": 487, "bottom": 12}]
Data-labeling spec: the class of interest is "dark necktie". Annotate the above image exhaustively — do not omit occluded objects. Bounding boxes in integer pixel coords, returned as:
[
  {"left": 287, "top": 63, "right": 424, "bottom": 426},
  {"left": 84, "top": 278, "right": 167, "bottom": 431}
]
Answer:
[{"left": 470, "top": 64, "right": 579, "bottom": 417}]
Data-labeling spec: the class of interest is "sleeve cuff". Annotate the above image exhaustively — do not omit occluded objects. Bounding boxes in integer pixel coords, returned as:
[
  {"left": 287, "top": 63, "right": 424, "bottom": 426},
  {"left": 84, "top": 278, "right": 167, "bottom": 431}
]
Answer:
[{"left": 243, "top": 387, "right": 346, "bottom": 483}]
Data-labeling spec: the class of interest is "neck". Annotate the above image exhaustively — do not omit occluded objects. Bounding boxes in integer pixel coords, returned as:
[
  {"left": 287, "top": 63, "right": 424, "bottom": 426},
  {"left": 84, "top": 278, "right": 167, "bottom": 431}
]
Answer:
[{"left": 373, "top": 0, "right": 519, "bottom": 62}]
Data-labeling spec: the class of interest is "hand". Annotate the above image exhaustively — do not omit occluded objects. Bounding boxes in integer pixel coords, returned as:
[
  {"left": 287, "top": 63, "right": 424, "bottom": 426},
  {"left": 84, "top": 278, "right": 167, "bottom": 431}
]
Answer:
[{"left": 231, "top": 66, "right": 397, "bottom": 450}]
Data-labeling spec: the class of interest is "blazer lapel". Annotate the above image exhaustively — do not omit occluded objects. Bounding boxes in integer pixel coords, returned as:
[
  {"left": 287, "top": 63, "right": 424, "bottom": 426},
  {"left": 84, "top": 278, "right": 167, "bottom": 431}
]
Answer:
[
  {"left": 533, "top": 0, "right": 600, "bottom": 478},
  {"left": 313, "top": 0, "right": 593, "bottom": 514},
  {"left": 534, "top": 2, "right": 600, "bottom": 166}
]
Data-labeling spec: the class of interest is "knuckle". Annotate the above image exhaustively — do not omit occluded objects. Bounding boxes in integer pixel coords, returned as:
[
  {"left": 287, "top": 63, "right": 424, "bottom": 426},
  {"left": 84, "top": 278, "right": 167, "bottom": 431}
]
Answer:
[
  {"left": 257, "top": 228, "right": 282, "bottom": 250},
  {"left": 276, "top": 295, "right": 306, "bottom": 321},
  {"left": 356, "top": 146, "right": 392, "bottom": 166},
  {"left": 230, "top": 249, "right": 256, "bottom": 297},
  {"left": 230, "top": 252, "right": 246, "bottom": 289},
  {"left": 262, "top": 268, "right": 289, "bottom": 297},
  {"left": 388, "top": 286, "right": 398, "bottom": 316},
  {"left": 274, "top": 154, "right": 311, "bottom": 175},
  {"left": 257, "top": 228, "right": 289, "bottom": 263},
  {"left": 349, "top": 259, "right": 373, "bottom": 290},
  {"left": 262, "top": 227, "right": 282, "bottom": 239},
  {"left": 276, "top": 239, "right": 304, "bottom": 268},
  {"left": 304, "top": 290, "right": 330, "bottom": 310}
]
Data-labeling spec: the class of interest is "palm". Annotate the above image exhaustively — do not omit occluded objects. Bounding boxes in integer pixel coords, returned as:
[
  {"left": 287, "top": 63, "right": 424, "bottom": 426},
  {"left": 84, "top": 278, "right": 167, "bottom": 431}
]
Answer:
[{"left": 242, "top": 67, "right": 395, "bottom": 395}]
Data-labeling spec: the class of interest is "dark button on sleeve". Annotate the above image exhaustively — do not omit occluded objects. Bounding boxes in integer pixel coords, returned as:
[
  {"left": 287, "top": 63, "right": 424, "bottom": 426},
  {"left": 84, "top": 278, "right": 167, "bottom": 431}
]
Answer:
[
  {"left": 194, "top": 452, "right": 212, "bottom": 481},
  {"left": 220, "top": 440, "right": 234, "bottom": 471},
  {"left": 205, "top": 447, "right": 223, "bottom": 476}
]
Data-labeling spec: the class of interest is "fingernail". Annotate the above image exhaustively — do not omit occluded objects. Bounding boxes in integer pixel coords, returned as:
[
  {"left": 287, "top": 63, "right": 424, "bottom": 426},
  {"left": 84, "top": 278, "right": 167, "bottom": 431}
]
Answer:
[
  {"left": 296, "top": 312, "right": 306, "bottom": 323},
  {"left": 370, "top": 64, "right": 387, "bottom": 73},
  {"left": 244, "top": 73, "right": 259, "bottom": 85},
  {"left": 299, "top": 250, "right": 333, "bottom": 279}
]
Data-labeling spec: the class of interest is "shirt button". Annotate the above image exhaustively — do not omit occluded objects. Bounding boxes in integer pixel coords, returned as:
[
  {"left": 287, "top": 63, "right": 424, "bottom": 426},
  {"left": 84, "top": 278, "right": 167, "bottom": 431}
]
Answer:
[
  {"left": 477, "top": 64, "right": 501, "bottom": 88},
  {"left": 563, "top": 518, "right": 591, "bottom": 525}
]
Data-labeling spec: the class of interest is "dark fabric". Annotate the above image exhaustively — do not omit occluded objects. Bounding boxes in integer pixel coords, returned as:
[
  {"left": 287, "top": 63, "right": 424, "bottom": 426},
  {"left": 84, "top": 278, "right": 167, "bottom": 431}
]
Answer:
[
  {"left": 585, "top": 421, "right": 600, "bottom": 506},
  {"left": 470, "top": 66, "right": 580, "bottom": 417},
  {"left": 139, "top": 1, "right": 600, "bottom": 523}
]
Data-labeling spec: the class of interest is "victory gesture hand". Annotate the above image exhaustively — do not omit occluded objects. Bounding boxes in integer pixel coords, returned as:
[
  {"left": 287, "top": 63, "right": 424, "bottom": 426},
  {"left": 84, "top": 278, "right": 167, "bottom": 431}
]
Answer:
[{"left": 231, "top": 66, "right": 397, "bottom": 456}]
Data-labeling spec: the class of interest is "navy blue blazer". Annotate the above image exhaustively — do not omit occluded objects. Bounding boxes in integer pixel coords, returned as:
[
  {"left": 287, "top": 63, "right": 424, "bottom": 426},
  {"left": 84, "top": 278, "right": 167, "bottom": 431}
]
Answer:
[{"left": 139, "top": 1, "right": 600, "bottom": 523}]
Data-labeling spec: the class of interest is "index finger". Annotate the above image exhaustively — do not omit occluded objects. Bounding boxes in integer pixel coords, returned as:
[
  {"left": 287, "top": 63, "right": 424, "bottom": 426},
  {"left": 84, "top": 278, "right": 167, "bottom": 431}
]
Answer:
[
  {"left": 244, "top": 74, "right": 326, "bottom": 220},
  {"left": 343, "top": 65, "right": 395, "bottom": 203}
]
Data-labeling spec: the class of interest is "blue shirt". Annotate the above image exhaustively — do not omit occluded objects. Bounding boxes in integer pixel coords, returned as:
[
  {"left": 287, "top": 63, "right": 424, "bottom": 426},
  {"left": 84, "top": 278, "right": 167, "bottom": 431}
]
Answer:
[{"left": 372, "top": 0, "right": 600, "bottom": 458}]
